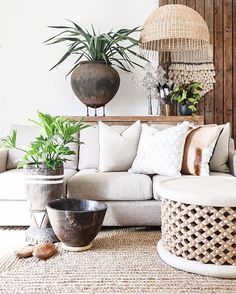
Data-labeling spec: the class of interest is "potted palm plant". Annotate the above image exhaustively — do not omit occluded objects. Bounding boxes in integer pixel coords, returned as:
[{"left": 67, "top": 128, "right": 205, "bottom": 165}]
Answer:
[
  {"left": 169, "top": 82, "right": 203, "bottom": 115},
  {"left": 45, "top": 21, "right": 147, "bottom": 115},
  {"left": 0, "top": 112, "right": 89, "bottom": 244}
]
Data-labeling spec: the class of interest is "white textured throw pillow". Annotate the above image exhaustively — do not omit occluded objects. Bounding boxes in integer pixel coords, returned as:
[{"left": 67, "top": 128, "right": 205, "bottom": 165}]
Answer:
[
  {"left": 99, "top": 121, "right": 141, "bottom": 172},
  {"left": 129, "top": 122, "right": 189, "bottom": 176}
]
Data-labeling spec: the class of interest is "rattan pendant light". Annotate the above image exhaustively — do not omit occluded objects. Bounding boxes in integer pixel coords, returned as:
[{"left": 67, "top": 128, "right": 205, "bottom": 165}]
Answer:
[
  {"left": 141, "top": 4, "right": 211, "bottom": 57},
  {"left": 140, "top": 4, "right": 215, "bottom": 94}
]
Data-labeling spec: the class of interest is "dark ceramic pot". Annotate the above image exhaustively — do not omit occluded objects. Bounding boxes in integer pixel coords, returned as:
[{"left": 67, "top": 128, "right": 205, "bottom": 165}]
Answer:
[
  {"left": 24, "top": 164, "right": 64, "bottom": 245},
  {"left": 47, "top": 198, "right": 107, "bottom": 251},
  {"left": 179, "top": 103, "right": 193, "bottom": 116},
  {"left": 71, "top": 61, "right": 120, "bottom": 109}
]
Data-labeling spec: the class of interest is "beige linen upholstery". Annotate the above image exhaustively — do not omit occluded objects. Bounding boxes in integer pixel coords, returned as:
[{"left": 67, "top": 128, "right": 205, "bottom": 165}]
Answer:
[
  {"left": 0, "top": 149, "right": 8, "bottom": 173},
  {"left": 0, "top": 169, "right": 77, "bottom": 200},
  {"left": 102, "top": 200, "right": 161, "bottom": 226},
  {"left": 67, "top": 170, "right": 153, "bottom": 200},
  {"left": 78, "top": 125, "right": 99, "bottom": 170},
  {"left": 229, "top": 149, "right": 236, "bottom": 176},
  {"left": 7, "top": 125, "right": 40, "bottom": 170},
  {"left": 153, "top": 172, "right": 234, "bottom": 200},
  {"left": 153, "top": 175, "right": 172, "bottom": 200},
  {"left": 7, "top": 124, "right": 79, "bottom": 170}
]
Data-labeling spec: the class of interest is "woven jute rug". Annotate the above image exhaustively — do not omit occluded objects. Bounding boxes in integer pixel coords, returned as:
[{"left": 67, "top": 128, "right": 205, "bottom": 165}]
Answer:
[{"left": 0, "top": 227, "right": 236, "bottom": 294}]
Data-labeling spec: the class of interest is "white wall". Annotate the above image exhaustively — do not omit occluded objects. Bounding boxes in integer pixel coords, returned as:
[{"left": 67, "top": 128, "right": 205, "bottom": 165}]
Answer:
[{"left": 0, "top": 0, "right": 158, "bottom": 136}]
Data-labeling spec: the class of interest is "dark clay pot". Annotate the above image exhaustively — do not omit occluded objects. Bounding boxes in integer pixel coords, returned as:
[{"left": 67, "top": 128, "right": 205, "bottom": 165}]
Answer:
[
  {"left": 71, "top": 61, "right": 120, "bottom": 108},
  {"left": 24, "top": 164, "right": 64, "bottom": 244},
  {"left": 179, "top": 103, "right": 193, "bottom": 116},
  {"left": 47, "top": 198, "right": 107, "bottom": 251}
]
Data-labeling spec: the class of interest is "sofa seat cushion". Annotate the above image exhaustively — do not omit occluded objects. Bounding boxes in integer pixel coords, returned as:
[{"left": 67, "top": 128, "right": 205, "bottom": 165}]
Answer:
[
  {"left": 0, "top": 169, "right": 77, "bottom": 201},
  {"left": 153, "top": 172, "right": 234, "bottom": 201},
  {"left": 67, "top": 170, "right": 153, "bottom": 200}
]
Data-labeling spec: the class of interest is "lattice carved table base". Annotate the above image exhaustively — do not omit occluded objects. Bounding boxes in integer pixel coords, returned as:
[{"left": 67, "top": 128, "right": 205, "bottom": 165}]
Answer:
[{"left": 161, "top": 199, "right": 236, "bottom": 266}]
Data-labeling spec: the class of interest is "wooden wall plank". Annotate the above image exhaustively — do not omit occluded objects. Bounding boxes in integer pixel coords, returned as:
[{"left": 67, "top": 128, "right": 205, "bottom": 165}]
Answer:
[
  {"left": 195, "top": 0, "right": 205, "bottom": 118},
  {"left": 214, "top": 0, "right": 224, "bottom": 125},
  {"left": 233, "top": 0, "right": 236, "bottom": 142},
  {"left": 223, "top": 0, "right": 233, "bottom": 125},
  {"left": 186, "top": 0, "right": 195, "bottom": 10},
  {"left": 204, "top": 0, "right": 214, "bottom": 124},
  {"left": 175, "top": 0, "right": 186, "bottom": 4},
  {"left": 159, "top": 0, "right": 167, "bottom": 6}
]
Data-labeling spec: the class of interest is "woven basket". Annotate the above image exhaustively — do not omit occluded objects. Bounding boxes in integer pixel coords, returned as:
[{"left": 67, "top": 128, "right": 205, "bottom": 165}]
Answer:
[
  {"left": 161, "top": 199, "right": 236, "bottom": 266},
  {"left": 141, "top": 4, "right": 210, "bottom": 53}
]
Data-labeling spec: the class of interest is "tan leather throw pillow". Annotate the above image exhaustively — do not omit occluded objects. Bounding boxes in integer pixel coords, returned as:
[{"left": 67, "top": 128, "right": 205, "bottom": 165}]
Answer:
[{"left": 182, "top": 125, "right": 223, "bottom": 176}]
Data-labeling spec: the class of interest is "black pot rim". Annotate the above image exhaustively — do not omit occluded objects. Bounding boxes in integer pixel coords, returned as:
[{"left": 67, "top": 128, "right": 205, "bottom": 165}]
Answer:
[
  {"left": 46, "top": 198, "right": 108, "bottom": 213},
  {"left": 79, "top": 60, "right": 112, "bottom": 66}
]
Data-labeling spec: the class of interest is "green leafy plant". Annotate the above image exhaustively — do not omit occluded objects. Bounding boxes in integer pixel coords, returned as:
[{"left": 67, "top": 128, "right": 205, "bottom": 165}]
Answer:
[
  {"left": 169, "top": 82, "right": 203, "bottom": 114},
  {"left": 44, "top": 20, "right": 147, "bottom": 75},
  {"left": 0, "top": 112, "right": 90, "bottom": 169}
]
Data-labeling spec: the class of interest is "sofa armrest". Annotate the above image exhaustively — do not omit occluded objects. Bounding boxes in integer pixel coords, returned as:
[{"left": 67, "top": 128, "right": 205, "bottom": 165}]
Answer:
[
  {"left": 0, "top": 149, "right": 8, "bottom": 173},
  {"left": 229, "top": 149, "right": 236, "bottom": 176}
]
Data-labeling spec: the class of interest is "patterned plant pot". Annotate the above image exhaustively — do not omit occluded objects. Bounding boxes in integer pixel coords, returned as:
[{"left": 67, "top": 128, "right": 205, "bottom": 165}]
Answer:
[{"left": 24, "top": 163, "right": 64, "bottom": 245}]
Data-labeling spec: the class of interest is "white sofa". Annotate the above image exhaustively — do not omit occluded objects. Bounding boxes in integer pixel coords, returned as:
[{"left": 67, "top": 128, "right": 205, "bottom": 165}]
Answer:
[{"left": 0, "top": 116, "right": 235, "bottom": 226}]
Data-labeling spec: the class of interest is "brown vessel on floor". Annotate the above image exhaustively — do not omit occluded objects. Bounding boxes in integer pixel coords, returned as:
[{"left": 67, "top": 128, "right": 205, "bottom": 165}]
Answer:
[{"left": 47, "top": 198, "right": 107, "bottom": 251}]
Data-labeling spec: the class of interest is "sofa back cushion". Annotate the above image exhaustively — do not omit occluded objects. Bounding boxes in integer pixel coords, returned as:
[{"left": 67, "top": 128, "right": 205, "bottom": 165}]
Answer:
[
  {"left": 78, "top": 124, "right": 99, "bottom": 170},
  {"left": 7, "top": 124, "right": 78, "bottom": 170},
  {"left": 210, "top": 122, "right": 231, "bottom": 173},
  {"left": 78, "top": 123, "right": 174, "bottom": 170},
  {"left": 99, "top": 121, "right": 141, "bottom": 172}
]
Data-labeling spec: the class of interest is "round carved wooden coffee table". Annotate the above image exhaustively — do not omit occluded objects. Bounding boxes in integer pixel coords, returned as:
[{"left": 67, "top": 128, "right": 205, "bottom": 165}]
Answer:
[{"left": 156, "top": 177, "right": 236, "bottom": 279}]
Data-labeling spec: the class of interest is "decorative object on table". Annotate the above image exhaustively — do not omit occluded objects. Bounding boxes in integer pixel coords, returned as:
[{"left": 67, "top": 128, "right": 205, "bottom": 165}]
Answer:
[
  {"left": 169, "top": 82, "right": 203, "bottom": 115},
  {"left": 140, "top": 4, "right": 215, "bottom": 96},
  {"left": 155, "top": 66, "right": 173, "bottom": 116},
  {"left": 141, "top": 62, "right": 157, "bottom": 115},
  {"left": 156, "top": 81, "right": 174, "bottom": 116},
  {"left": 45, "top": 21, "right": 147, "bottom": 116},
  {"left": 0, "top": 112, "right": 89, "bottom": 244},
  {"left": 157, "top": 177, "right": 236, "bottom": 278},
  {"left": 46, "top": 198, "right": 107, "bottom": 251},
  {"left": 136, "top": 63, "right": 171, "bottom": 115}
]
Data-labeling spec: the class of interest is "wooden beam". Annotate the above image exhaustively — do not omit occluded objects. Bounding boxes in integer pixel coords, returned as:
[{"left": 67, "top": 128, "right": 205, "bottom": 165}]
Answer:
[
  {"left": 233, "top": 0, "right": 236, "bottom": 143},
  {"left": 204, "top": 0, "right": 214, "bottom": 124},
  {"left": 223, "top": 0, "right": 233, "bottom": 125},
  {"left": 195, "top": 0, "right": 205, "bottom": 119},
  {"left": 214, "top": 0, "right": 224, "bottom": 125}
]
